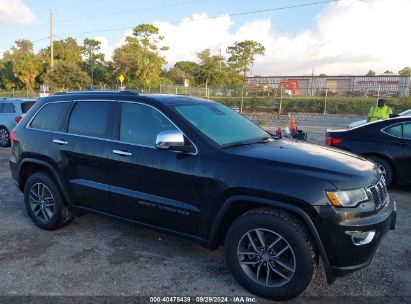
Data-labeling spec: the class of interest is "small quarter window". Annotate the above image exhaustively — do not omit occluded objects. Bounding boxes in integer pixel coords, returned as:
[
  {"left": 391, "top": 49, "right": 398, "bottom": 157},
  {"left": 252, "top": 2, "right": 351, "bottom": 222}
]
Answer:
[
  {"left": 385, "top": 124, "right": 402, "bottom": 137},
  {"left": 30, "top": 102, "right": 72, "bottom": 131}
]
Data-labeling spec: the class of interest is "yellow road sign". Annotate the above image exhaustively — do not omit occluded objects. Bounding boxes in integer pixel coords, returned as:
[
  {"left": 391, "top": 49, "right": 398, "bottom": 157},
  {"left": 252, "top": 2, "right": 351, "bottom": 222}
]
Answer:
[{"left": 119, "top": 74, "right": 125, "bottom": 83}]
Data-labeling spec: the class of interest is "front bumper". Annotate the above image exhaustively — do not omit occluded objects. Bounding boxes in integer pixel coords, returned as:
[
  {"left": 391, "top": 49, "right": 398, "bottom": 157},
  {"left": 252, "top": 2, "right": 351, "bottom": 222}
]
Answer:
[{"left": 316, "top": 199, "right": 396, "bottom": 278}]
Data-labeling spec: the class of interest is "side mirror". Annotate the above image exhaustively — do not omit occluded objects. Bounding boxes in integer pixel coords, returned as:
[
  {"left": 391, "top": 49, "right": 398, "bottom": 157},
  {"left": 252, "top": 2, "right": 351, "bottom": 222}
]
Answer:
[{"left": 155, "top": 130, "right": 194, "bottom": 153}]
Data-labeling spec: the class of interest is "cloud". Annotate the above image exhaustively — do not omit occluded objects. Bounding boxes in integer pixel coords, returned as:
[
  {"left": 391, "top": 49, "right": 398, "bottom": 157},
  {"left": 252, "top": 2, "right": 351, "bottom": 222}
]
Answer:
[
  {"left": 0, "top": 0, "right": 35, "bottom": 25},
  {"left": 110, "top": 0, "right": 410, "bottom": 75},
  {"left": 95, "top": 36, "right": 114, "bottom": 61}
]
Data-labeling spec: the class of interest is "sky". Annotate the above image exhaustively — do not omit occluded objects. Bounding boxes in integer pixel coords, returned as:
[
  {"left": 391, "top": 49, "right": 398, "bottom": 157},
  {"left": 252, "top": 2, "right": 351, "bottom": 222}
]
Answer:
[{"left": 0, "top": 0, "right": 410, "bottom": 76}]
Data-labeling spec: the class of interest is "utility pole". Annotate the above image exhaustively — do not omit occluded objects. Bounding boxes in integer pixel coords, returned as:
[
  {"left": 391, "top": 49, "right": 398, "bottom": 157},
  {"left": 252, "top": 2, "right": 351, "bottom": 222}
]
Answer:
[{"left": 50, "top": 9, "right": 54, "bottom": 68}]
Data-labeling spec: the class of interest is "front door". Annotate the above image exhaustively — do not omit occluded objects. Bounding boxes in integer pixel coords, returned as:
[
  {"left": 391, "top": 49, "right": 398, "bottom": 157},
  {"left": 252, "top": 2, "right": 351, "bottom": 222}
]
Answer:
[{"left": 107, "top": 101, "right": 205, "bottom": 236}]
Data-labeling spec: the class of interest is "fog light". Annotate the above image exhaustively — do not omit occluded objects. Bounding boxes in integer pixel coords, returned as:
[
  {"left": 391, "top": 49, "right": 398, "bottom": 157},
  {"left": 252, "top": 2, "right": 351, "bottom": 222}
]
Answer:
[{"left": 345, "top": 231, "right": 376, "bottom": 246}]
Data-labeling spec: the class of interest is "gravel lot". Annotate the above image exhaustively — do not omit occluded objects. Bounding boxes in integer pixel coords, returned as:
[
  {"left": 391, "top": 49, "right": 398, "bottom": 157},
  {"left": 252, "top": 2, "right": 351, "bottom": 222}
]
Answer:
[{"left": 0, "top": 124, "right": 410, "bottom": 302}]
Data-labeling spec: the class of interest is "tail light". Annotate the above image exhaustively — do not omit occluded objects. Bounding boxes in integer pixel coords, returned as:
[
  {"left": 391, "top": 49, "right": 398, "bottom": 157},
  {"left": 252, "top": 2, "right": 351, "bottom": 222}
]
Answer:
[
  {"left": 326, "top": 136, "right": 343, "bottom": 146},
  {"left": 15, "top": 116, "right": 23, "bottom": 123},
  {"left": 10, "top": 131, "right": 16, "bottom": 143}
]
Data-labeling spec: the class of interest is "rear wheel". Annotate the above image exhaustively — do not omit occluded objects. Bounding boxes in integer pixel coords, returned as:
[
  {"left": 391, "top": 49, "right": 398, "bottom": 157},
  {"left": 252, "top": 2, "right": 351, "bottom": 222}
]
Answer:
[
  {"left": 24, "top": 172, "right": 74, "bottom": 230},
  {"left": 224, "top": 208, "right": 315, "bottom": 300},
  {"left": 366, "top": 156, "right": 393, "bottom": 186},
  {"left": 0, "top": 127, "right": 10, "bottom": 147}
]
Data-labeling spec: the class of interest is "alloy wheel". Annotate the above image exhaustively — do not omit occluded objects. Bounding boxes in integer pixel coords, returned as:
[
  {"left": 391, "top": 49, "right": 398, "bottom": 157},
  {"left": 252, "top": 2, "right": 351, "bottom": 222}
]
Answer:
[
  {"left": 237, "top": 228, "right": 296, "bottom": 287},
  {"left": 0, "top": 129, "right": 9, "bottom": 146},
  {"left": 375, "top": 163, "right": 387, "bottom": 179},
  {"left": 29, "top": 183, "right": 55, "bottom": 221}
]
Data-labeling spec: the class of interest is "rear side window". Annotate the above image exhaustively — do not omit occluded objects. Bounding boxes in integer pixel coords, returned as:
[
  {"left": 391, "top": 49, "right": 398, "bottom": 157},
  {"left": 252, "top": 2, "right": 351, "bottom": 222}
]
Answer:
[
  {"left": 403, "top": 123, "right": 411, "bottom": 139},
  {"left": 21, "top": 101, "right": 36, "bottom": 114},
  {"left": 1, "top": 103, "right": 15, "bottom": 113},
  {"left": 385, "top": 124, "right": 402, "bottom": 137},
  {"left": 30, "top": 102, "right": 72, "bottom": 131},
  {"left": 68, "top": 101, "right": 112, "bottom": 138}
]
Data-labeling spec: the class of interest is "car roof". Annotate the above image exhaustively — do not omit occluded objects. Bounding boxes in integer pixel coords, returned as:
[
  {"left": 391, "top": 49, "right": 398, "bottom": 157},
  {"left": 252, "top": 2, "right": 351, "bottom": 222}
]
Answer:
[
  {"left": 1, "top": 98, "right": 35, "bottom": 103},
  {"left": 41, "top": 91, "right": 215, "bottom": 106}
]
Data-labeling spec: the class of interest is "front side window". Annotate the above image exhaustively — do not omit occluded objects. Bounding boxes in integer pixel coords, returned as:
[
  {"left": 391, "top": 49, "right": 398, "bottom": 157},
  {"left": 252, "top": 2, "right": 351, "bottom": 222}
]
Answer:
[
  {"left": 30, "top": 102, "right": 72, "bottom": 132},
  {"left": 68, "top": 101, "right": 112, "bottom": 138},
  {"left": 1, "top": 103, "right": 15, "bottom": 113},
  {"left": 119, "top": 103, "right": 178, "bottom": 146},
  {"left": 175, "top": 103, "right": 269, "bottom": 147},
  {"left": 385, "top": 124, "right": 402, "bottom": 137},
  {"left": 403, "top": 123, "right": 411, "bottom": 139}
]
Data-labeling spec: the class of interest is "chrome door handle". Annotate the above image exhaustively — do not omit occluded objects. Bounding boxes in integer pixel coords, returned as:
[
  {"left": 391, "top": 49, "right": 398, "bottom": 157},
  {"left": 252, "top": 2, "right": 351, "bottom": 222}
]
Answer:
[
  {"left": 53, "top": 139, "right": 68, "bottom": 145},
  {"left": 113, "top": 150, "right": 132, "bottom": 156}
]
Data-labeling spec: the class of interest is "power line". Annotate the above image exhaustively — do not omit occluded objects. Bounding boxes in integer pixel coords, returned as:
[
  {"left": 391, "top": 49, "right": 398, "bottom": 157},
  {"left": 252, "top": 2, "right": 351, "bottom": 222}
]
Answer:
[
  {"left": 63, "top": 0, "right": 339, "bottom": 37},
  {"left": 55, "top": 0, "right": 209, "bottom": 24}
]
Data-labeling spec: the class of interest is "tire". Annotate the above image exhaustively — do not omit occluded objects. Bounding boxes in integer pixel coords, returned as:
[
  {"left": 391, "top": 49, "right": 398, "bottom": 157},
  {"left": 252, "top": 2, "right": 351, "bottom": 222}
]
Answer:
[
  {"left": 366, "top": 156, "right": 393, "bottom": 186},
  {"left": 0, "top": 127, "right": 10, "bottom": 147},
  {"left": 24, "top": 172, "right": 74, "bottom": 230},
  {"left": 224, "top": 208, "right": 315, "bottom": 301}
]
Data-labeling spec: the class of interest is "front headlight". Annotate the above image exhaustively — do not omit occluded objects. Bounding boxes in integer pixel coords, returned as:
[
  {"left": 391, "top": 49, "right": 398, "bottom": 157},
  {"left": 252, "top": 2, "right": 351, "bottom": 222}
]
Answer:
[{"left": 326, "top": 188, "right": 369, "bottom": 207}]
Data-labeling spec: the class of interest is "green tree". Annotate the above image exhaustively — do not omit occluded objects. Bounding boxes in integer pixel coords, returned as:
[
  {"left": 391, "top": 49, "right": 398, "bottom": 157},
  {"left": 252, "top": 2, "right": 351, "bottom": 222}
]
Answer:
[
  {"left": 398, "top": 67, "right": 411, "bottom": 76},
  {"left": 112, "top": 36, "right": 144, "bottom": 87},
  {"left": 226, "top": 40, "right": 265, "bottom": 79},
  {"left": 81, "top": 38, "right": 102, "bottom": 88},
  {"left": 194, "top": 49, "right": 227, "bottom": 89},
  {"left": 3, "top": 40, "right": 40, "bottom": 91},
  {"left": 0, "top": 59, "right": 18, "bottom": 90},
  {"left": 132, "top": 24, "right": 168, "bottom": 87},
  {"left": 366, "top": 70, "right": 376, "bottom": 76},
  {"left": 45, "top": 61, "right": 90, "bottom": 90},
  {"left": 383, "top": 70, "right": 394, "bottom": 74}
]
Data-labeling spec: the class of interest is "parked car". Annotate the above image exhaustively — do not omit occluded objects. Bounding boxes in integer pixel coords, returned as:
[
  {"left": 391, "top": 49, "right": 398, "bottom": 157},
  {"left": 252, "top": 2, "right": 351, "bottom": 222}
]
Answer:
[
  {"left": 347, "top": 108, "right": 411, "bottom": 128},
  {"left": 327, "top": 116, "right": 411, "bottom": 185},
  {"left": 10, "top": 91, "right": 396, "bottom": 300},
  {"left": 0, "top": 98, "right": 36, "bottom": 147}
]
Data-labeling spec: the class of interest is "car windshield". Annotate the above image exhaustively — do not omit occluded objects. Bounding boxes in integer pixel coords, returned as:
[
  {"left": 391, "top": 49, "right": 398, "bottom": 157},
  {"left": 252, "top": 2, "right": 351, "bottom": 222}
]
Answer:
[{"left": 174, "top": 103, "right": 270, "bottom": 147}]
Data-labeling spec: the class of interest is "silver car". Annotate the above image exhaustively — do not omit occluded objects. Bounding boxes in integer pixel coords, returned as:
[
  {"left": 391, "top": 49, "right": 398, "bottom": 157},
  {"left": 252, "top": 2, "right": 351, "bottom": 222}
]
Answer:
[{"left": 0, "top": 98, "right": 36, "bottom": 147}]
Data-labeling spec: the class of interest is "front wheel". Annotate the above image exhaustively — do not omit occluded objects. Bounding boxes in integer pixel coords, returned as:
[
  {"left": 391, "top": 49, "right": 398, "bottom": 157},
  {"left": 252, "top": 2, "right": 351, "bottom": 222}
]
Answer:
[{"left": 224, "top": 208, "right": 315, "bottom": 300}]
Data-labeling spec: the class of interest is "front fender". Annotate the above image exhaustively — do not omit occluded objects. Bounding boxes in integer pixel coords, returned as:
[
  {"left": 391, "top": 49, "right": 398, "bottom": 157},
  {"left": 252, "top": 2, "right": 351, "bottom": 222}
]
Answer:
[{"left": 208, "top": 195, "right": 335, "bottom": 284}]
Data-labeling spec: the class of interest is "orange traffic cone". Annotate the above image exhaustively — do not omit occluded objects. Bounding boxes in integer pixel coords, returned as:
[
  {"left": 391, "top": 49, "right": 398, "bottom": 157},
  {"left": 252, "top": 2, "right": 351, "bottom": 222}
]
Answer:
[{"left": 290, "top": 115, "right": 297, "bottom": 134}]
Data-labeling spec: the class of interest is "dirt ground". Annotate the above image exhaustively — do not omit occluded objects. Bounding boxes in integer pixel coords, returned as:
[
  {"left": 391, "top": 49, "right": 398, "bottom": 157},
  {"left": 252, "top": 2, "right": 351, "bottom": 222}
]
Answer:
[{"left": 0, "top": 128, "right": 410, "bottom": 303}]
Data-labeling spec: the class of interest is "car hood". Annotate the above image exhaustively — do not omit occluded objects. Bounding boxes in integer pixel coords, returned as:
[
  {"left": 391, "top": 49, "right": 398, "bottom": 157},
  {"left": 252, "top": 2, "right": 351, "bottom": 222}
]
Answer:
[{"left": 224, "top": 139, "right": 379, "bottom": 189}]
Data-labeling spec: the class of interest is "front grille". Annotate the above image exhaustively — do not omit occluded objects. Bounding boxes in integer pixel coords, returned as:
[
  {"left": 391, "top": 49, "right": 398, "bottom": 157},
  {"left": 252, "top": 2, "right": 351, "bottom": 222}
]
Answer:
[{"left": 367, "top": 176, "right": 389, "bottom": 210}]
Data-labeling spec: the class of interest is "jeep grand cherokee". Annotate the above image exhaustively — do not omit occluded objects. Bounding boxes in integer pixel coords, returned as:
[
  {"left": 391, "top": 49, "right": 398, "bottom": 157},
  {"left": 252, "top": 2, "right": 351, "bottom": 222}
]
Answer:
[{"left": 9, "top": 91, "right": 396, "bottom": 300}]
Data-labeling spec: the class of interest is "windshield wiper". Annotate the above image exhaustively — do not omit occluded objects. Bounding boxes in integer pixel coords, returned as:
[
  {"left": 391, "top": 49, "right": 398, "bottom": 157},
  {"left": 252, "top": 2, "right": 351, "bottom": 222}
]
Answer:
[{"left": 220, "top": 136, "right": 272, "bottom": 149}]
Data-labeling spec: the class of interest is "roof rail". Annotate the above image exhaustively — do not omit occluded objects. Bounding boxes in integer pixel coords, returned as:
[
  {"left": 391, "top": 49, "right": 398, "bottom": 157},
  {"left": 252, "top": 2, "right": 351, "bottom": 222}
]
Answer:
[{"left": 54, "top": 90, "right": 139, "bottom": 96}]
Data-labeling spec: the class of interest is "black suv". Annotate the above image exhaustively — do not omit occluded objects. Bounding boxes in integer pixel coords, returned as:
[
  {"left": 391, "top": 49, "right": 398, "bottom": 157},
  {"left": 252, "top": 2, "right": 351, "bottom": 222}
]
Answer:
[{"left": 10, "top": 91, "right": 396, "bottom": 300}]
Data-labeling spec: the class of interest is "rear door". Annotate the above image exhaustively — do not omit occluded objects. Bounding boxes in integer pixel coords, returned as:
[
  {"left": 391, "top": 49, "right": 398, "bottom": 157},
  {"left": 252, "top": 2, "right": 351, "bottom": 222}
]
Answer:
[
  {"left": 399, "top": 122, "right": 411, "bottom": 182},
  {"left": 383, "top": 122, "right": 411, "bottom": 183},
  {"left": 56, "top": 100, "right": 115, "bottom": 210}
]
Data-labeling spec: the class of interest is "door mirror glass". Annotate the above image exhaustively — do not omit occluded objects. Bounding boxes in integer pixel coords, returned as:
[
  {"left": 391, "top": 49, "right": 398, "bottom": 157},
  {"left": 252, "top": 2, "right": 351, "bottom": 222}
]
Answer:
[{"left": 156, "top": 130, "right": 192, "bottom": 152}]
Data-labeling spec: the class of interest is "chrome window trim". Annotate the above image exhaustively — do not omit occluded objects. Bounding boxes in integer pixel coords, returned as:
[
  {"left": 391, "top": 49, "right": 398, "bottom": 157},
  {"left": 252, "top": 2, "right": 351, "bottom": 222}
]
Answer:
[{"left": 26, "top": 99, "right": 199, "bottom": 155}]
